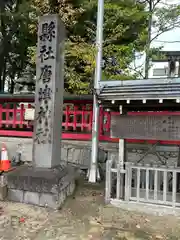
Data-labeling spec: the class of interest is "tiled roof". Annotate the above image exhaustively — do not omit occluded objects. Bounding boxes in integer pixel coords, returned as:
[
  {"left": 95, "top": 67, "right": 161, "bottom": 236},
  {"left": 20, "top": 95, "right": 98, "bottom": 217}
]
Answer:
[{"left": 99, "top": 78, "right": 180, "bottom": 101}]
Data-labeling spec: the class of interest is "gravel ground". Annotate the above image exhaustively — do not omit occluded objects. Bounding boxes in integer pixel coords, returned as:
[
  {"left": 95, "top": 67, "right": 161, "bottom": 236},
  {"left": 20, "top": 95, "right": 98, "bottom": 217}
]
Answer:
[{"left": 0, "top": 180, "right": 180, "bottom": 239}]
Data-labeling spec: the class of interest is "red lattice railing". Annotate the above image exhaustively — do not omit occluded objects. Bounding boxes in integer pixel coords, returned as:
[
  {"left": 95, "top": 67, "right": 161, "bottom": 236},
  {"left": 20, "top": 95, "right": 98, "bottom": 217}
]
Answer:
[
  {"left": 0, "top": 101, "right": 94, "bottom": 139},
  {"left": 0, "top": 103, "right": 33, "bottom": 129},
  {"left": 62, "top": 104, "right": 93, "bottom": 133},
  {"left": 0, "top": 96, "right": 180, "bottom": 145},
  {"left": 0, "top": 102, "right": 115, "bottom": 141},
  {"left": 0, "top": 96, "right": 113, "bottom": 141}
]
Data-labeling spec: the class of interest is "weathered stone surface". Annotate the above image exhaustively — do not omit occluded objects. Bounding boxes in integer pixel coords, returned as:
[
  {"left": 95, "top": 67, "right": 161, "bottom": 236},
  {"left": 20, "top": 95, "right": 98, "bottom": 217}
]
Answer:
[
  {"left": 6, "top": 165, "right": 69, "bottom": 193},
  {"left": 39, "top": 193, "right": 59, "bottom": 208},
  {"left": 58, "top": 188, "right": 67, "bottom": 206},
  {"left": 6, "top": 165, "right": 76, "bottom": 209},
  {"left": 24, "top": 191, "right": 40, "bottom": 205},
  {"left": 33, "top": 15, "right": 65, "bottom": 168},
  {"left": 0, "top": 137, "right": 107, "bottom": 168},
  {"left": 0, "top": 185, "right": 7, "bottom": 200},
  {"left": 107, "top": 143, "right": 179, "bottom": 166},
  {"left": 7, "top": 180, "right": 75, "bottom": 209},
  {"left": 63, "top": 144, "right": 106, "bottom": 167},
  {"left": 67, "top": 181, "right": 76, "bottom": 196},
  {"left": 1, "top": 137, "right": 179, "bottom": 168},
  {"left": 8, "top": 189, "right": 24, "bottom": 202}
]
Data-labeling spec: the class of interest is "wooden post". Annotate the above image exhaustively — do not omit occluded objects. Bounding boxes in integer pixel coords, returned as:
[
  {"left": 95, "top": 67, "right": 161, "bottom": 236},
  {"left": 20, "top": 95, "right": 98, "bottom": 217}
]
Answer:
[{"left": 118, "top": 139, "right": 126, "bottom": 199}]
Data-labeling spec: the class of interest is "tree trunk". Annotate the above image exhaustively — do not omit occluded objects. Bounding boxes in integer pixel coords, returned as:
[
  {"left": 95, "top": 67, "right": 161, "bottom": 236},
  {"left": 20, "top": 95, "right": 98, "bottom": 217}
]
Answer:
[
  {"left": 0, "top": 5, "right": 7, "bottom": 92},
  {"left": 144, "top": 1, "right": 152, "bottom": 79},
  {"left": 9, "top": 79, "right": 15, "bottom": 94},
  {"left": 1, "top": 58, "right": 7, "bottom": 91}
]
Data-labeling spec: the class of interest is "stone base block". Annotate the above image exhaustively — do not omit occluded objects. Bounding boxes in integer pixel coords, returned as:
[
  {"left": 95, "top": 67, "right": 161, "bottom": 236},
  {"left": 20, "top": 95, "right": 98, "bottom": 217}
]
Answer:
[
  {"left": 6, "top": 165, "right": 76, "bottom": 209},
  {"left": 8, "top": 189, "right": 23, "bottom": 202},
  {"left": 0, "top": 185, "right": 7, "bottom": 200}
]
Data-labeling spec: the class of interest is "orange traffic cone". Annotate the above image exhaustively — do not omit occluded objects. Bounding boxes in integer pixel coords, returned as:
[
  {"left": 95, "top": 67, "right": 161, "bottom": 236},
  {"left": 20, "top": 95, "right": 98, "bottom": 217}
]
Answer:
[{"left": 0, "top": 143, "right": 11, "bottom": 171}]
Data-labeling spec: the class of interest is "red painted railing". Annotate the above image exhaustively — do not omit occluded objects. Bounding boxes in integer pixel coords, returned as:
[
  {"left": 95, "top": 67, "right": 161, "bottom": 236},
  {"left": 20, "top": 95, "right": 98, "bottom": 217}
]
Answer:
[
  {"left": 0, "top": 101, "right": 113, "bottom": 141},
  {"left": 0, "top": 95, "right": 180, "bottom": 145}
]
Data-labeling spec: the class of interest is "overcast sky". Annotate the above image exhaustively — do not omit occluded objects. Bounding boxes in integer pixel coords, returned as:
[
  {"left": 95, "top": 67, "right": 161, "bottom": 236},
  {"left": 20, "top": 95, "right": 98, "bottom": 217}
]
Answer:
[
  {"left": 131, "top": 0, "right": 180, "bottom": 75},
  {"left": 151, "top": 0, "right": 180, "bottom": 51}
]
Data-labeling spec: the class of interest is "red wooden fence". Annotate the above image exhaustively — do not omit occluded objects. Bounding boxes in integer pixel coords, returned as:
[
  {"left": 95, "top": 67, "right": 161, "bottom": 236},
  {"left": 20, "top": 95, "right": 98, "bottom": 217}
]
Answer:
[
  {"left": 0, "top": 101, "right": 111, "bottom": 140},
  {"left": 0, "top": 95, "right": 180, "bottom": 145}
]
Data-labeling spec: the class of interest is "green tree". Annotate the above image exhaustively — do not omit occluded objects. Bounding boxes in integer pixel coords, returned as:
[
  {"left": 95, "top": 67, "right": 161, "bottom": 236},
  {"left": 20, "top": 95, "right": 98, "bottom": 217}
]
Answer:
[
  {"left": 0, "top": 0, "right": 36, "bottom": 92},
  {"left": 0, "top": 0, "right": 148, "bottom": 93},
  {"left": 29, "top": 0, "right": 148, "bottom": 94},
  {"left": 1, "top": 0, "right": 180, "bottom": 93}
]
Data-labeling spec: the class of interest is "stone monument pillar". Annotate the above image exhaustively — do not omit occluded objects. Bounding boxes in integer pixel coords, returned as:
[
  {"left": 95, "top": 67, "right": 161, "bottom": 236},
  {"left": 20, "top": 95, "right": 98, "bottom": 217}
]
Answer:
[
  {"left": 33, "top": 14, "right": 65, "bottom": 168},
  {"left": 6, "top": 15, "right": 75, "bottom": 209}
]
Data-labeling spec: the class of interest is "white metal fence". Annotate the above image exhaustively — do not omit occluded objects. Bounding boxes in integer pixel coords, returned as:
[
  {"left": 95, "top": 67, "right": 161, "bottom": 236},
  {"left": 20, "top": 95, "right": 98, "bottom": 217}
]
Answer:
[{"left": 105, "top": 160, "right": 180, "bottom": 208}]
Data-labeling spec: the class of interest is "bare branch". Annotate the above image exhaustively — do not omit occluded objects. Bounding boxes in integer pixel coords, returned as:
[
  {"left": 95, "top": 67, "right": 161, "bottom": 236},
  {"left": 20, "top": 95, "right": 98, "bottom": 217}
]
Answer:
[
  {"left": 128, "top": 65, "right": 145, "bottom": 78},
  {"left": 152, "top": 0, "right": 162, "bottom": 10},
  {"left": 151, "top": 21, "right": 180, "bottom": 42}
]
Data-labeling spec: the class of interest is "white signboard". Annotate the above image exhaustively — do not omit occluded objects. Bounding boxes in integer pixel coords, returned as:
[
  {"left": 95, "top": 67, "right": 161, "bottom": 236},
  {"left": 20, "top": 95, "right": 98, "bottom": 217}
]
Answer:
[{"left": 24, "top": 109, "right": 35, "bottom": 121}]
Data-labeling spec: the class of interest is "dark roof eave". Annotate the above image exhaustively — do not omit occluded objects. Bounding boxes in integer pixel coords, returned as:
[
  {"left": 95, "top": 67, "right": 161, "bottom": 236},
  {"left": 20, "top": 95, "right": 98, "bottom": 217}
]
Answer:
[
  {"left": 0, "top": 94, "right": 93, "bottom": 103},
  {"left": 99, "top": 78, "right": 180, "bottom": 89},
  {"left": 99, "top": 94, "right": 180, "bottom": 101},
  {"left": 99, "top": 78, "right": 180, "bottom": 101}
]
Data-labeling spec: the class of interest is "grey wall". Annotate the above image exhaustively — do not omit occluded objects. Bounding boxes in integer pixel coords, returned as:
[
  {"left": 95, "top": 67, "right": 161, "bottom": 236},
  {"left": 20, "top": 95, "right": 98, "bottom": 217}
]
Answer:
[
  {"left": 0, "top": 138, "right": 106, "bottom": 168},
  {"left": 106, "top": 143, "right": 179, "bottom": 166},
  {"left": 0, "top": 137, "right": 179, "bottom": 167}
]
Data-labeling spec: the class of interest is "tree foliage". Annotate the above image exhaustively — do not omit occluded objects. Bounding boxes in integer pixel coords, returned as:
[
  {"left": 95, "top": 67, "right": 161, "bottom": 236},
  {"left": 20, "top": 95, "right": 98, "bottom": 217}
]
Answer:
[
  {"left": 1, "top": 0, "right": 180, "bottom": 93},
  {"left": 0, "top": 0, "right": 36, "bottom": 92},
  {"left": 2, "top": 0, "right": 172, "bottom": 94},
  {"left": 29, "top": 0, "right": 148, "bottom": 93}
]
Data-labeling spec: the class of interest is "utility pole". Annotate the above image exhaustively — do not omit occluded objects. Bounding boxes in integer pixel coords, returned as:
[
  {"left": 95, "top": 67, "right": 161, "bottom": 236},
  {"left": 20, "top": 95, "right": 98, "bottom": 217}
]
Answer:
[{"left": 88, "top": 0, "right": 104, "bottom": 183}]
